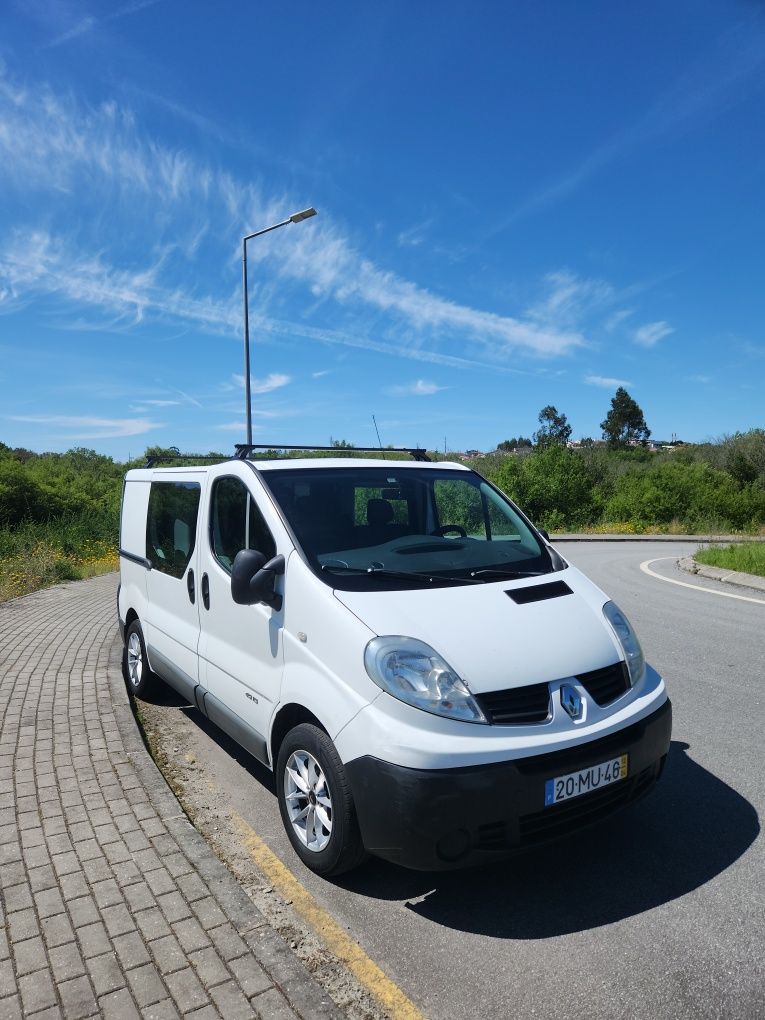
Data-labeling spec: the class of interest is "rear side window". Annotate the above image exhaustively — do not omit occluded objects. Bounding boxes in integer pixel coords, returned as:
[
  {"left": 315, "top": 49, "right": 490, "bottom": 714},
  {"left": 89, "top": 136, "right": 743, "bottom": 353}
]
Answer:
[
  {"left": 210, "top": 476, "right": 276, "bottom": 571},
  {"left": 146, "top": 481, "right": 201, "bottom": 578}
]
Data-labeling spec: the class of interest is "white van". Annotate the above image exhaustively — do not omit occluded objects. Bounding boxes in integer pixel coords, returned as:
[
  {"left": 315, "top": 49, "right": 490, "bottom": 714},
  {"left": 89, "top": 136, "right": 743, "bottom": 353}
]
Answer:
[{"left": 118, "top": 449, "right": 671, "bottom": 876}]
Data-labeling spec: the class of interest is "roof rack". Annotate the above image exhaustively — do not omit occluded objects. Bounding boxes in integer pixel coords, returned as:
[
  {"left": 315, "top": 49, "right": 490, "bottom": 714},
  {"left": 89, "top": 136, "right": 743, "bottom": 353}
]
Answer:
[{"left": 234, "top": 443, "right": 431, "bottom": 462}]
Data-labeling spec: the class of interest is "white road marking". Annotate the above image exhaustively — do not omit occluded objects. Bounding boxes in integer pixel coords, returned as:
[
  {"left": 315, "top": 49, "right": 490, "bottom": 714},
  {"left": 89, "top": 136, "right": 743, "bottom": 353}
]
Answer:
[{"left": 640, "top": 557, "right": 765, "bottom": 606}]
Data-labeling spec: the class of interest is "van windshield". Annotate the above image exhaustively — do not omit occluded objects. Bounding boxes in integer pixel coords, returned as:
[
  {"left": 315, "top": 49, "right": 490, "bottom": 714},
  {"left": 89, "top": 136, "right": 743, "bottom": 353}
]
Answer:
[{"left": 259, "top": 466, "right": 557, "bottom": 590}]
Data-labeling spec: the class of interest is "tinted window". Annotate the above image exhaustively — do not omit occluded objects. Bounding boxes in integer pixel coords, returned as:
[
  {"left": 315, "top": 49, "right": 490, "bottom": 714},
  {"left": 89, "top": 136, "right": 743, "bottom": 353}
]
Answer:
[
  {"left": 261, "top": 467, "right": 551, "bottom": 590},
  {"left": 210, "top": 476, "right": 275, "bottom": 571},
  {"left": 146, "top": 482, "right": 201, "bottom": 578},
  {"left": 433, "top": 479, "right": 485, "bottom": 537}
]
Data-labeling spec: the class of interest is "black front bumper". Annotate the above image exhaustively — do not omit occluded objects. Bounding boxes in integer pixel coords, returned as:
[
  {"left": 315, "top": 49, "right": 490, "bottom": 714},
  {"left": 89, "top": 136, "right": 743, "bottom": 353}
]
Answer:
[{"left": 346, "top": 698, "right": 672, "bottom": 871}]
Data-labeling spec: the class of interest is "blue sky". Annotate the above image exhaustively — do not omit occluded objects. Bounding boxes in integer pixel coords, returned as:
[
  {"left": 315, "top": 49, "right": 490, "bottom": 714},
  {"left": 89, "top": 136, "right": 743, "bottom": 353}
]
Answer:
[{"left": 1, "top": 1, "right": 764, "bottom": 459}]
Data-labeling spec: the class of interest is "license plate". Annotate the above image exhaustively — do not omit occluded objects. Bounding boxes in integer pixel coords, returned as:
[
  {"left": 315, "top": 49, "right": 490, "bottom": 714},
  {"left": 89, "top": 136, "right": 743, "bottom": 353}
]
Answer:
[{"left": 544, "top": 754, "right": 628, "bottom": 807}]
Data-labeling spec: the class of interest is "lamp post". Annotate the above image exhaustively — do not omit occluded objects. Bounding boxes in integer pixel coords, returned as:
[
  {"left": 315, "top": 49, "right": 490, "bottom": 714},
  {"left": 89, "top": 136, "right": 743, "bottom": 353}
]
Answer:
[{"left": 242, "top": 207, "right": 317, "bottom": 445}]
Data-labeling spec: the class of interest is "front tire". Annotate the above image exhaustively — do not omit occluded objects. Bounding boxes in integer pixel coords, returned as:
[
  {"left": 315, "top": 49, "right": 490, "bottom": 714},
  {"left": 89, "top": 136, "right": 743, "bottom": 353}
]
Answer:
[
  {"left": 276, "top": 723, "right": 366, "bottom": 877},
  {"left": 122, "top": 620, "right": 156, "bottom": 699}
]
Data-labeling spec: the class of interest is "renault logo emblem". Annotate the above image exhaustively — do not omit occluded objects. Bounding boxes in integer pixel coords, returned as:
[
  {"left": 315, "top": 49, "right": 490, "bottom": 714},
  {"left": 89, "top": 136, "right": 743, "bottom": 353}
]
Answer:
[{"left": 560, "top": 684, "right": 583, "bottom": 720}]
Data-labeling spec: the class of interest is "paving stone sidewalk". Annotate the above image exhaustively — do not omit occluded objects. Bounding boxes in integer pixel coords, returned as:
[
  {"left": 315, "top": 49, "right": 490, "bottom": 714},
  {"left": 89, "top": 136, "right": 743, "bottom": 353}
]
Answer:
[{"left": 0, "top": 574, "right": 342, "bottom": 1019}]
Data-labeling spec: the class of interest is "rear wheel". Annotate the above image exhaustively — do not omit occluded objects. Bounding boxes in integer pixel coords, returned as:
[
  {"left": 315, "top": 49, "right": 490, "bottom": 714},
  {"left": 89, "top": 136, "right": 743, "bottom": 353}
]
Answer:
[
  {"left": 276, "top": 723, "right": 366, "bottom": 876},
  {"left": 122, "top": 620, "right": 156, "bottom": 699}
]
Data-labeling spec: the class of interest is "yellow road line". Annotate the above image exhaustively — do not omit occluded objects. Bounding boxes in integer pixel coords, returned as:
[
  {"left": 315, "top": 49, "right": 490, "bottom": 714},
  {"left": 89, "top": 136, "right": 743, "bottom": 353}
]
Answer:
[
  {"left": 640, "top": 557, "right": 765, "bottom": 606},
  {"left": 233, "top": 813, "right": 426, "bottom": 1020}
]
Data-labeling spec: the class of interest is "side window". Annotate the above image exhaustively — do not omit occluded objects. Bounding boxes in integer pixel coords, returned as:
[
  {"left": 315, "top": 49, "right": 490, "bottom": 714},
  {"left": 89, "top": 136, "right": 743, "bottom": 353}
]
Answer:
[
  {"left": 433, "top": 479, "right": 486, "bottom": 538},
  {"left": 146, "top": 481, "right": 201, "bottom": 578},
  {"left": 210, "top": 477, "right": 275, "bottom": 572},
  {"left": 483, "top": 484, "right": 521, "bottom": 540}
]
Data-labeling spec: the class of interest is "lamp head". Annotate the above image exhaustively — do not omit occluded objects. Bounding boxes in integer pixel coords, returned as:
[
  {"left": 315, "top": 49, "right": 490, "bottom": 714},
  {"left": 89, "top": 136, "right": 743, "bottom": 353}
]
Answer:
[{"left": 289, "top": 207, "right": 317, "bottom": 223}]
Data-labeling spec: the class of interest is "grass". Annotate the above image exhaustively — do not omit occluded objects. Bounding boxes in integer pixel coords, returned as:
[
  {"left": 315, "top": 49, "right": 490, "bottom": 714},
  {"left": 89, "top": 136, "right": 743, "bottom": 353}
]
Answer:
[
  {"left": 0, "top": 512, "right": 118, "bottom": 602},
  {"left": 695, "top": 542, "right": 765, "bottom": 578}
]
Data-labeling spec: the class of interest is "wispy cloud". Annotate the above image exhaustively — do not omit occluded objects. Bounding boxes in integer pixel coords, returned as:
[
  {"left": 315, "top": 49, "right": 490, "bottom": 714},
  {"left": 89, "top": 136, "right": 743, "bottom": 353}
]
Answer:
[
  {"left": 605, "top": 309, "right": 634, "bottom": 332},
  {"left": 311, "top": 369, "right": 331, "bottom": 378},
  {"left": 584, "top": 374, "right": 632, "bottom": 389},
  {"left": 634, "top": 321, "right": 673, "bottom": 348},
  {"left": 397, "top": 217, "right": 435, "bottom": 248},
  {"left": 0, "top": 74, "right": 586, "bottom": 363},
  {"left": 44, "top": 0, "right": 164, "bottom": 49},
  {"left": 686, "top": 374, "right": 710, "bottom": 383},
  {"left": 129, "top": 399, "right": 181, "bottom": 411},
  {"left": 528, "top": 270, "right": 614, "bottom": 330},
  {"left": 231, "top": 373, "right": 291, "bottom": 394},
  {"left": 387, "top": 379, "right": 447, "bottom": 397},
  {"left": 215, "top": 421, "right": 256, "bottom": 432},
  {"left": 8, "top": 414, "right": 160, "bottom": 438},
  {"left": 0, "top": 232, "right": 554, "bottom": 376}
]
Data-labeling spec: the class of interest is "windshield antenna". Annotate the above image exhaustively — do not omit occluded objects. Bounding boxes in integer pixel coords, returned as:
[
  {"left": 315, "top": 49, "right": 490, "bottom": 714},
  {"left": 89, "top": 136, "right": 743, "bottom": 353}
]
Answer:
[{"left": 372, "top": 414, "right": 383, "bottom": 450}]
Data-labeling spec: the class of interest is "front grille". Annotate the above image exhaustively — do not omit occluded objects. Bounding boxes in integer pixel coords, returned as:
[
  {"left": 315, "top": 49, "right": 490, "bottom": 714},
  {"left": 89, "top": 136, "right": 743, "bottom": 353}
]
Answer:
[
  {"left": 518, "top": 764, "right": 655, "bottom": 845},
  {"left": 577, "top": 661, "right": 630, "bottom": 706},
  {"left": 476, "top": 821, "right": 509, "bottom": 851},
  {"left": 474, "top": 660, "right": 630, "bottom": 726},
  {"left": 476, "top": 682, "right": 551, "bottom": 724}
]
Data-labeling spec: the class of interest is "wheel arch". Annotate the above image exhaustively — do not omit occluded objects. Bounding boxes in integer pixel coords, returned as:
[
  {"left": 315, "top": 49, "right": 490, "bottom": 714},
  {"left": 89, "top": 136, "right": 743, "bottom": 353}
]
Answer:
[{"left": 270, "top": 703, "right": 327, "bottom": 769}]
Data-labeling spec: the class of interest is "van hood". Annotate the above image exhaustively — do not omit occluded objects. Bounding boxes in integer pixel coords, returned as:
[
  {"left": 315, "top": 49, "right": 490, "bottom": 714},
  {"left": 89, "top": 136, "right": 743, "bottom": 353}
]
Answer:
[{"left": 333, "top": 566, "right": 622, "bottom": 695}]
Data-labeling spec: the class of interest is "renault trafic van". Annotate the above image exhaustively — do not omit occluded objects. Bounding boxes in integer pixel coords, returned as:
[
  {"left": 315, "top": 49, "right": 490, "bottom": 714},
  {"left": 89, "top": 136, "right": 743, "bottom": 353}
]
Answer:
[{"left": 118, "top": 449, "right": 671, "bottom": 876}]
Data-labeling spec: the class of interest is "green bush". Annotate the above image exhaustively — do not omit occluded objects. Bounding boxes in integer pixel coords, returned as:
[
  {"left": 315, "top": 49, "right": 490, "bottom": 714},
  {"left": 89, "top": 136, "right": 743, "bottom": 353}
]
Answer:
[
  {"left": 603, "top": 461, "right": 764, "bottom": 531},
  {"left": 493, "top": 446, "right": 600, "bottom": 529}
]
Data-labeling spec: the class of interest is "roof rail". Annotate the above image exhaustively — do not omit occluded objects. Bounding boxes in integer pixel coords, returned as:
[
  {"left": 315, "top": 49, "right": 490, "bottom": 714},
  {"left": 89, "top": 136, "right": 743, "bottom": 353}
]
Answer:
[{"left": 233, "top": 443, "right": 431, "bottom": 462}]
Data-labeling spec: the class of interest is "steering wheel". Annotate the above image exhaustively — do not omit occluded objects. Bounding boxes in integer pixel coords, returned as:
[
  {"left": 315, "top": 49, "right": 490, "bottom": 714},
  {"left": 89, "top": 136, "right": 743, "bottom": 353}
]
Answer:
[{"left": 431, "top": 524, "right": 467, "bottom": 538}]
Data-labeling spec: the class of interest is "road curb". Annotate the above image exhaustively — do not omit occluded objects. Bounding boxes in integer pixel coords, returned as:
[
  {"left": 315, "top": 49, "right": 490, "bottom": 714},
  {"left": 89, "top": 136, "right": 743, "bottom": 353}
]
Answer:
[
  {"left": 677, "top": 556, "right": 765, "bottom": 594},
  {"left": 551, "top": 533, "right": 755, "bottom": 543},
  {"left": 106, "top": 634, "right": 344, "bottom": 1019}
]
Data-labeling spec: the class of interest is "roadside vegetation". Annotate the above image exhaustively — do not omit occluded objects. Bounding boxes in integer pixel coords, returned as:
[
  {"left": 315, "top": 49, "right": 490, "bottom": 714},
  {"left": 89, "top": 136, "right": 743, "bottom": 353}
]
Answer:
[
  {"left": 694, "top": 542, "right": 765, "bottom": 578},
  {"left": 2, "top": 413, "right": 764, "bottom": 602},
  {"left": 0, "top": 447, "right": 123, "bottom": 601}
]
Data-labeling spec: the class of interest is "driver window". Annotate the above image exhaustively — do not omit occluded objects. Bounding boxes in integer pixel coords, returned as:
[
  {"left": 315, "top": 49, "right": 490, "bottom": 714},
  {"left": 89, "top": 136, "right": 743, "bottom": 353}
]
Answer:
[{"left": 210, "top": 477, "right": 275, "bottom": 572}]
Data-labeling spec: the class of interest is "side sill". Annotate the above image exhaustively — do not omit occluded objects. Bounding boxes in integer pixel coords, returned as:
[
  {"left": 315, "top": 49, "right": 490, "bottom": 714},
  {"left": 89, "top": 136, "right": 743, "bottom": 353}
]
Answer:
[
  {"left": 199, "top": 690, "right": 270, "bottom": 768},
  {"left": 146, "top": 646, "right": 197, "bottom": 703}
]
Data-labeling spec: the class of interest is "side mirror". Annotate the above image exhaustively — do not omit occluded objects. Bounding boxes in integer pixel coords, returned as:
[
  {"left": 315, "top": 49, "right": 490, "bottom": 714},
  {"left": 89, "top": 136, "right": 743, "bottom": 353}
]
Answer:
[{"left": 231, "top": 550, "right": 285, "bottom": 610}]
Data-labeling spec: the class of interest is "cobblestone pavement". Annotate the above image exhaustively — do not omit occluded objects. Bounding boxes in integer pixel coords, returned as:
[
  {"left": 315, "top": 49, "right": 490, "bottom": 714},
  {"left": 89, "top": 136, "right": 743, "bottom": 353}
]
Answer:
[{"left": 0, "top": 574, "right": 342, "bottom": 1019}]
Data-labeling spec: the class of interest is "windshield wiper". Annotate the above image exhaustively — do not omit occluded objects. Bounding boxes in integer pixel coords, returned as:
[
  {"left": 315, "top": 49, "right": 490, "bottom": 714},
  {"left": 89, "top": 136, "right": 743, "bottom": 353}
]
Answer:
[
  {"left": 321, "top": 564, "right": 482, "bottom": 584},
  {"left": 469, "top": 568, "right": 549, "bottom": 579}
]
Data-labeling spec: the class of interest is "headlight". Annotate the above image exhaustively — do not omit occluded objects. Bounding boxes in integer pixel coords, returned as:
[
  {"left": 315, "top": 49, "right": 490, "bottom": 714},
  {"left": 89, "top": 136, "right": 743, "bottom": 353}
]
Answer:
[
  {"left": 602, "top": 601, "right": 645, "bottom": 686},
  {"left": 364, "top": 636, "right": 487, "bottom": 724}
]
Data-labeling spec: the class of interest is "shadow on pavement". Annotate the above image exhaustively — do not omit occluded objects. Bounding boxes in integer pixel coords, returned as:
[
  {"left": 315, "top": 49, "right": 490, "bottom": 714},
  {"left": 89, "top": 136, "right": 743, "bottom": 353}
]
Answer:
[
  {"left": 135, "top": 676, "right": 760, "bottom": 940},
  {"left": 137, "top": 682, "right": 277, "bottom": 791},
  {"left": 335, "top": 741, "right": 760, "bottom": 937}
]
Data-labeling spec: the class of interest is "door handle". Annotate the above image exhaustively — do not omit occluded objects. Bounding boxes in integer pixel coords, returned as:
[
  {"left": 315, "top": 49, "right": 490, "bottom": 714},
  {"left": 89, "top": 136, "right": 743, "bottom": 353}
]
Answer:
[
  {"left": 186, "top": 569, "right": 195, "bottom": 604},
  {"left": 201, "top": 572, "right": 210, "bottom": 610}
]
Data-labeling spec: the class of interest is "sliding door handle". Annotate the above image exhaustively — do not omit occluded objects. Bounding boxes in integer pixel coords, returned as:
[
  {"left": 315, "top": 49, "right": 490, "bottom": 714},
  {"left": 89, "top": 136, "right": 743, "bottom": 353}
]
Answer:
[{"left": 186, "top": 569, "right": 195, "bottom": 604}]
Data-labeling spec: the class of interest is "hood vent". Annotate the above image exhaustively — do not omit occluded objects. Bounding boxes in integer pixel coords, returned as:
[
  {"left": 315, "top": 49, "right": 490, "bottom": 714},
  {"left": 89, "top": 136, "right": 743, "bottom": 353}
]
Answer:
[{"left": 506, "top": 580, "right": 573, "bottom": 605}]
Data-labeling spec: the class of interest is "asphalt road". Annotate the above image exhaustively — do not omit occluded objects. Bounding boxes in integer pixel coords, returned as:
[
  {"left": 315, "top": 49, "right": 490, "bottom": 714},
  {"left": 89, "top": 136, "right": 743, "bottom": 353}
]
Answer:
[{"left": 142, "top": 542, "right": 765, "bottom": 1019}]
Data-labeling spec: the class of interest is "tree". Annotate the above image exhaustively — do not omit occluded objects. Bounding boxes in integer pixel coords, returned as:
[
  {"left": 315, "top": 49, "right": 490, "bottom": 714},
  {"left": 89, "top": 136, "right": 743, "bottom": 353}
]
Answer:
[
  {"left": 498, "top": 437, "right": 532, "bottom": 452},
  {"left": 534, "top": 406, "right": 572, "bottom": 448},
  {"left": 600, "top": 388, "right": 650, "bottom": 449}
]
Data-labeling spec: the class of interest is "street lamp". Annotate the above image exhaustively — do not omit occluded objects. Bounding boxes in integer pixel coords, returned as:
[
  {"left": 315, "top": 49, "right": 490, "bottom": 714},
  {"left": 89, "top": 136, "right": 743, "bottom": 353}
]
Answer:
[{"left": 242, "top": 207, "right": 317, "bottom": 445}]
